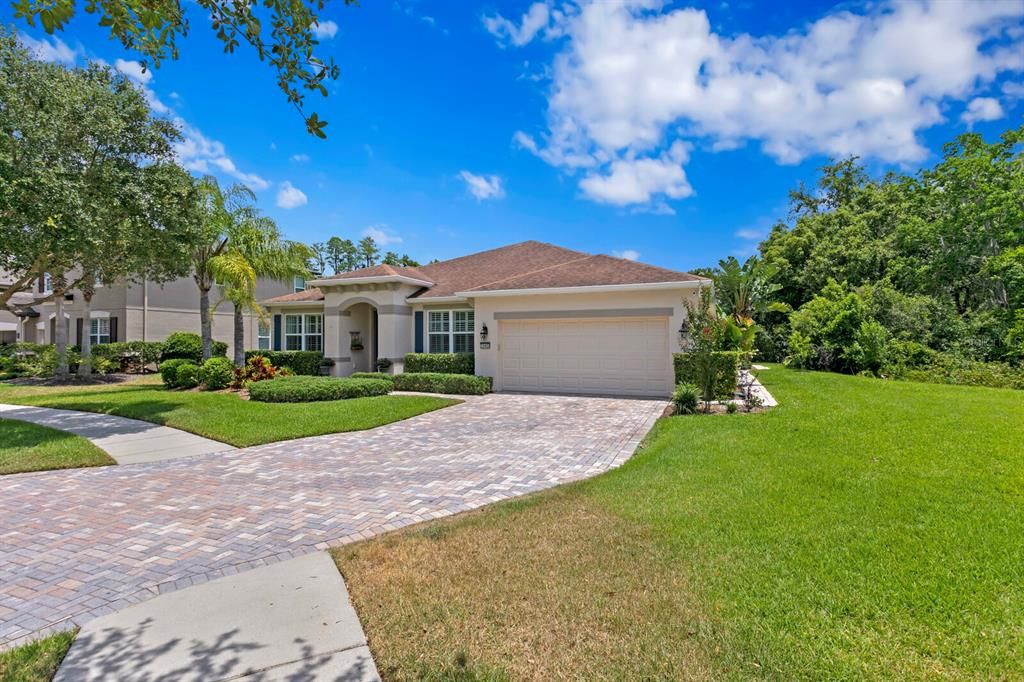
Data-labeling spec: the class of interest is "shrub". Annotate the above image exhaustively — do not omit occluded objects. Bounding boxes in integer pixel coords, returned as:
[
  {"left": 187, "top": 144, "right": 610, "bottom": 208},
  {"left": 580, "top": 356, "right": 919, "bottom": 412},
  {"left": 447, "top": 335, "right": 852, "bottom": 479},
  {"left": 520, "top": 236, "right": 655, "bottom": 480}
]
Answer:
[
  {"left": 199, "top": 357, "right": 235, "bottom": 390},
  {"left": 726, "top": 401, "right": 739, "bottom": 414},
  {"left": 392, "top": 372, "right": 491, "bottom": 395},
  {"left": 161, "top": 332, "right": 227, "bottom": 362},
  {"left": 351, "top": 372, "right": 396, "bottom": 383},
  {"left": 234, "top": 354, "right": 289, "bottom": 386},
  {"left": 20, "top": 346, "right": 80, "bottom": 377},
  {"left": 673, "top": 351, "right": 739, "bottom": 400},
  {"left": 248, "top": 376, "right": 392, "bottom": 403},
  {"left": 404, "top": 352, "right": 475, "bottom": 375},
  {"left": 891, "top": 354, "right": 1024, "bottom": 391},
  {"left": 0, "top": 342, "right": 47, "bottom": 358},
  {"left": 0, "top": 355, "right": 26, "bottom": 380},
  {"left": 92, "top": 341, "right": 164, "bottom": 370},
  {"left": 175, "top": 363, "right": 200, "bottom": 389},
  {"left": 244, "top": 350, "right": 323, "bottom": 376},
  {"left": 159, "top": 359, "right": 195, "bottom": 387},
  {"left": 375, "top": 357, "right": 393, "bottom": 372},
  {"left": 672, "top": 383, "right": 700, "bottom": 415}
]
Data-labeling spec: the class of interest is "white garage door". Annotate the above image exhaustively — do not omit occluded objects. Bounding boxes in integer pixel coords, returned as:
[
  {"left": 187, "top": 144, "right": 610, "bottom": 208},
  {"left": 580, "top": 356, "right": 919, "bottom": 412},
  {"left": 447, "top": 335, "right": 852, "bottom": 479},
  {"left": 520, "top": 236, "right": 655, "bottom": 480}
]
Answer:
[{"left": 499, "top": 316, "right": 673, "bottom": 397}]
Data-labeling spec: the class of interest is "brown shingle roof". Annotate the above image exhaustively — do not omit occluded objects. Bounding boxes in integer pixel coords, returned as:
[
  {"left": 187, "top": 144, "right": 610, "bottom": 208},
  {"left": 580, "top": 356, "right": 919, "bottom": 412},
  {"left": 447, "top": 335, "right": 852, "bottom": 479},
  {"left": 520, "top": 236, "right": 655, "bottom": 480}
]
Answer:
[
  {"left": 268, "top": 241, "right": 706, "bottom": 304},
  {"left": 318, "top": 263, "right": 432, "bottom": 282},
  {"left": 263, "top": 287, "right": 324, "bottom": 303},
  {"left": 465, "top": 254, "right": 706, "bottom": 293}
]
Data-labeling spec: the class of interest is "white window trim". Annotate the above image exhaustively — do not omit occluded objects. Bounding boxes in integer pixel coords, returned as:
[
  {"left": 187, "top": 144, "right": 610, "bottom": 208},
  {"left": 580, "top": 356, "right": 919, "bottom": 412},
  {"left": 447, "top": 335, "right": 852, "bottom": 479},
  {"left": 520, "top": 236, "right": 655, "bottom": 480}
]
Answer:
[
  {"left": 284, "top": 313, "right": 322, "bottom": 351},
  {"left": 427, "top": 310, "right": 474, "bottom": 354},
  {"left": 257, "top": 320, "right": 271, "bottom": 351},
  {"left": 90, "top": 318, "right": 110, "bottom": 345}
]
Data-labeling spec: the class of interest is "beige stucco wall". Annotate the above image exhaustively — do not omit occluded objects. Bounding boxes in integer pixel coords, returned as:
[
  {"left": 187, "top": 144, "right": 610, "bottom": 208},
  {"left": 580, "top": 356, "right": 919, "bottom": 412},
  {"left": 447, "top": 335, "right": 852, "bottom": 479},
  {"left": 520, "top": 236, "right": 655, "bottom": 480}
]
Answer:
[
  {"left": 30, "top": 275, "right": 292, "bottom": 357},
  {"left": 471, "top": 286, "right": 701, "bottom": 389},
  {"left": 319, "top": 283, "right": 419, "bottom": 376}
]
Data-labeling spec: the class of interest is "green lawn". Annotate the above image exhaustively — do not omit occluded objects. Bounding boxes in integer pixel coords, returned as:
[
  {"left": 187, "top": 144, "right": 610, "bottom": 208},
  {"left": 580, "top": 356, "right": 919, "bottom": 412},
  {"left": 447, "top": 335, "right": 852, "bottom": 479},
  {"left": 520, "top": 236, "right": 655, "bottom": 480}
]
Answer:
[
  {"left": 0, "top": 630, "right": 76, "bottom": 682},
  {"left": 334, "top": 367, "right": 1024, "bottom": 680},
  {"left": 0, "top": 419, "right": 113, "bottom": 475},
  {"left": 0, "top": 377, "right": 459, "bottom": 447}
]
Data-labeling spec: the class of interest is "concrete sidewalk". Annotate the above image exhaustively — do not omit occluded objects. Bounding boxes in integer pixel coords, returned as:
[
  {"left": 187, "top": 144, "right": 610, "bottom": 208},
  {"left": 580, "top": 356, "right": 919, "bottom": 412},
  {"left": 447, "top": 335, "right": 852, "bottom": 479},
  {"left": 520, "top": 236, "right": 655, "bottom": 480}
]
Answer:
[
  {"left": 55, "top": 552, "right": 379, "bottom": 682},
  {"left": 0, "top": 404, "right": 234, "bottom": 464}
]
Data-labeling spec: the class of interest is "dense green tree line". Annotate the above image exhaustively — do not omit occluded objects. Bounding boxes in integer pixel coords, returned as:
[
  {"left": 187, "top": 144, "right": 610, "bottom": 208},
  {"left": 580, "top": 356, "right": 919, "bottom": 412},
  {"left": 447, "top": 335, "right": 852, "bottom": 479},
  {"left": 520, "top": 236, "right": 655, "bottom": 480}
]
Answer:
[{"left": 748, "top": 126, "right": 1023, "bottom": 379}]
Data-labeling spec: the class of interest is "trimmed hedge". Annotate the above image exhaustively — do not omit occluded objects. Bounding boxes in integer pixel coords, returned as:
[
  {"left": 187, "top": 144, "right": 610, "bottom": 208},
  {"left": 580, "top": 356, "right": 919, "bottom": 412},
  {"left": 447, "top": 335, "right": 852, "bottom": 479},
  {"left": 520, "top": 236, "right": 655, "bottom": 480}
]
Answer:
[
  {"left": 351, "top": 371, "right": 492, "bottom": 395},
  {"left": 199, "top": 357, "right": 235, "bottom": 390},
  {"left": 248, "top": 375, "right": 392, "bottom": 403},
  {"left": 404, "top": 352, "right": 475, "bottom": 375},
  {"left": 673, "top": 351, "right": 740, "bottom": 400},
  {"left": 396, "top": 372, "right": 491, "bottom": 395},
  {"left": 160, "top": 332, "right": 227, "bottom": 363},
  {"left": 351, "top": 372, "right": 394, "bottom": 382},
  {"left": 244, "top": 350, "right": 324, "bottom": 376}
]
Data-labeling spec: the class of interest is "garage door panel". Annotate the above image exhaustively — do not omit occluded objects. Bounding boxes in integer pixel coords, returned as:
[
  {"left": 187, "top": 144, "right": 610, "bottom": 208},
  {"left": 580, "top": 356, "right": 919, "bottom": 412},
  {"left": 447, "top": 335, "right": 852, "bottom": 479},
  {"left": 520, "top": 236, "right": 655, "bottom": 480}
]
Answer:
[{"left": 500, "top": 316, "right": 672, "bottom": 397}]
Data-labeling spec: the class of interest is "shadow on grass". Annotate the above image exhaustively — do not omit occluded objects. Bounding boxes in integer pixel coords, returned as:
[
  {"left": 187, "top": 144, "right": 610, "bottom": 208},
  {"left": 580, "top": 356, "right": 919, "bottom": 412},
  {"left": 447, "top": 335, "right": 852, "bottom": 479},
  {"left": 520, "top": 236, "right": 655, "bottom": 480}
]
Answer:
[
  {"left": 55, "top": 619, "right": 373, "bottom": 682},
  {"left": 0, "top": 401, "right": 185, "bottom": 435}
]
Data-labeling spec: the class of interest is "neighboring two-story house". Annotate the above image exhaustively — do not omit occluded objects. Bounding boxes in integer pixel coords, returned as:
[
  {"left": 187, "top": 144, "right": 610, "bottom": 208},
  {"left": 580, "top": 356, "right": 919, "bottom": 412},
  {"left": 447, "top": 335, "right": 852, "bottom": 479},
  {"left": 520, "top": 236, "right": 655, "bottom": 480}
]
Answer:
[{"left": 1, "top": 271, "right": 295, "bottom": 357}]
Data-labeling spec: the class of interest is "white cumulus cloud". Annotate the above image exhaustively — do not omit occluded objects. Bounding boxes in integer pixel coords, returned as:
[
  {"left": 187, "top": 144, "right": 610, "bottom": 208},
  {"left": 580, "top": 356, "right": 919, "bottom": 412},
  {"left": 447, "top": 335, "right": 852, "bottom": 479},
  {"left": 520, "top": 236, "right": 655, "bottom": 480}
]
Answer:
[
  {"left": 290, "top": 153, "right": 311, "bottom": 163},
  {"left": 961, "top": 96, "right": 1005, "bottom": 125},
  {"left": 174, "top": 126, "right": 271, "bottom": 191},
  {"left": 612, "top": 249, "right": 640, "bottom": 261},
  {"left": 312, "top": 20, "right": 339, "bottom": 39},
  {"left": 483, "top": 2, "right": 564, "bottom": 47},
  {"left": 114, "top": 59, "right": 152, "bottom": 84},
  {"left": 17, "top": 33, "right": 79, "bottom": 64},
  {"left": 459, "top": 170, "right": 506, "bottom": 200},
  {"left": 362, "top": 225, "right": 403, "bottom": 245},
  {"left": 499, "top": 0, "right": 1024, "bottom": 210},
  {"left": 276, "top": 181, "right": 308, "bottom": 209}
]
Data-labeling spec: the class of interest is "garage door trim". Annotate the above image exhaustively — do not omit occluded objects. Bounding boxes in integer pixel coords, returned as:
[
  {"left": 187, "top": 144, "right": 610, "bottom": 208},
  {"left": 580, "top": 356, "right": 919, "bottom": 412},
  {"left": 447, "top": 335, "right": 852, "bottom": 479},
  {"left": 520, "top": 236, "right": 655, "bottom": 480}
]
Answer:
[{"left": 494, "top": 307, "right": 674, "bottom": 320}]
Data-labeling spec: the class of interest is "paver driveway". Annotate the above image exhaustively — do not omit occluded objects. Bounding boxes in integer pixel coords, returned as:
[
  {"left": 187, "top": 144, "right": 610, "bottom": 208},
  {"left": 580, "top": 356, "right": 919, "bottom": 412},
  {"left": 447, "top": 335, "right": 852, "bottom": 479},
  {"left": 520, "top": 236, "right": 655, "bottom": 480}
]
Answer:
[{"left": 0, "top": 393, "right": 665, "bottom": 649}]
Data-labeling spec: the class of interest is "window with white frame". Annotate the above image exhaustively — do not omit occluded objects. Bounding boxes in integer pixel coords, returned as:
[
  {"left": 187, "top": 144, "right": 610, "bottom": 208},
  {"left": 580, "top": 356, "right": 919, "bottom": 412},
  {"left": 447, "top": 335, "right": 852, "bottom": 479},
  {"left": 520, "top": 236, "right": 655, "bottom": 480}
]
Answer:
[
  {"left": 257, "top": 320, "right": 271, "bottom": 350},
  {"left": 284, "top": 313, "right": 322, "bottom": 351},
  {"left": 42, "top": 273, "right": 52, "bottom": 293},
  {"left": 293, "top": 276, "right": 306, "bottom": 293},
  {"left": 428, "top": 310, "right": 474, "bottom": 353},
  {"left": 90, "top": 318, "right": 110, "bottom": 345}
]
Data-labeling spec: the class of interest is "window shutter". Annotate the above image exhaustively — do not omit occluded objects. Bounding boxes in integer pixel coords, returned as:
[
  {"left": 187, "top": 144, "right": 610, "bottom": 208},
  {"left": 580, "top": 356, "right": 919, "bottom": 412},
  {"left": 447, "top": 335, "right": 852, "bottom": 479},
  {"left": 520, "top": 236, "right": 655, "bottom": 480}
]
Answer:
[
  {"left": 109, "top": 317, "right": 118, "bottom": 342},
  {"left": 76, "top": 318, "right": 83, "bottom": 345},
  {"left": 273, "top": 314, "right": 282, "bottom": 351},
  {"left": 414, "top": 311, "right": 424, "bottom": 353},
  {"left": 38, "top": 277, "right": 44, "bottom": 293}
]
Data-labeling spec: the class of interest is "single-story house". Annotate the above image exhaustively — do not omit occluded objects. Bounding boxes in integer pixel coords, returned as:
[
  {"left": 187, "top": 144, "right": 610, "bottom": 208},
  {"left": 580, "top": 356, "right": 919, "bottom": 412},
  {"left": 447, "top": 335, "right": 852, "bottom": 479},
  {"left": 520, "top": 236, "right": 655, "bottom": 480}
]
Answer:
[{"left": 261, "top": 241, "right": 709, "bottom": 397}]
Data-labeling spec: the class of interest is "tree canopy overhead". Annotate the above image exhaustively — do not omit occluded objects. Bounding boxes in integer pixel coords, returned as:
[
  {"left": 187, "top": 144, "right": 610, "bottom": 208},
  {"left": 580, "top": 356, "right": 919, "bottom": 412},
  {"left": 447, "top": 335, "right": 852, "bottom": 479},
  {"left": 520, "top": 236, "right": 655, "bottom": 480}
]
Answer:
[{"left": 9, "top": 0, "right": 357, "bottom": 137}]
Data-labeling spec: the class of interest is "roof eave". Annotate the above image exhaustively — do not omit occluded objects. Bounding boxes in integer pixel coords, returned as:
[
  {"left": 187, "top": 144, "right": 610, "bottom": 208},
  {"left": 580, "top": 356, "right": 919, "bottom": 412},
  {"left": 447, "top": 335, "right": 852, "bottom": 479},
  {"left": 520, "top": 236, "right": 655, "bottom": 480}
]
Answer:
[
  {"left": 261, "top": 299, "right": 326, "bottom": 307},
  {"left": 456, "top": 280, "right": 707, "bottom": 298},
  {"left": 309, "top": 275, "right": 434, "bottom": 288},
  {"left": 404, "top": 294, "right": 470, "bottom": 304}
]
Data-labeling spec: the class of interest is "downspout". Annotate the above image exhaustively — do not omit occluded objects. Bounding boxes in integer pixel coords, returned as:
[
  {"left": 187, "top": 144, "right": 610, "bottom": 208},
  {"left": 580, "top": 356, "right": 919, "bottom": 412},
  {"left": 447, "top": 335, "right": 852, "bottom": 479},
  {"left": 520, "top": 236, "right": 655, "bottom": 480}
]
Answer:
[{"left": 142, "top": 278, "right": 148, "bottom": 342}]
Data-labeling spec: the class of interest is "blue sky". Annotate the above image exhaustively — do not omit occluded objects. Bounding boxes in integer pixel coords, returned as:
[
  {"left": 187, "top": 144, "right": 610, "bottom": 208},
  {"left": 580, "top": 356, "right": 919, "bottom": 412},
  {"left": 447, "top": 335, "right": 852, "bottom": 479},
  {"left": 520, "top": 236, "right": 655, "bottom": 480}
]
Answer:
[{"left": 6, "top": 0, "right": 1023, "bottom": 271}]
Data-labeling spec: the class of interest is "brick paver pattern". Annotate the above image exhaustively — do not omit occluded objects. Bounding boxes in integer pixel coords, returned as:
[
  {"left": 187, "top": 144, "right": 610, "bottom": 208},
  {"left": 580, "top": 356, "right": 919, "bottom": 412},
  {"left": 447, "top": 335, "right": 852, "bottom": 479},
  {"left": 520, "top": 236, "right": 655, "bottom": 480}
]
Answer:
[{"left": 0, "top": 394, "right": 665, "bottom": 649}]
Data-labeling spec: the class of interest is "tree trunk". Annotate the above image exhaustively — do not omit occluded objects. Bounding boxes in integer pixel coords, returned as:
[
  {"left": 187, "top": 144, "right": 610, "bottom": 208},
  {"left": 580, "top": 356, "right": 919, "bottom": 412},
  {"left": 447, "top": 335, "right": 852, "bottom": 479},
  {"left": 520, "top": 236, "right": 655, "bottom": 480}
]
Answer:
[
  {"left": 199, "top": 284, "right": 213, "bottom": 361},
  {"left": 77, "top": 285, "right": 94, "bottom": 378},
  {"left": 53, "top": 276, "right": 69, "bottom": 380},
  {"left": 233, "top": 302, "right": 245, "bottom": 367}
]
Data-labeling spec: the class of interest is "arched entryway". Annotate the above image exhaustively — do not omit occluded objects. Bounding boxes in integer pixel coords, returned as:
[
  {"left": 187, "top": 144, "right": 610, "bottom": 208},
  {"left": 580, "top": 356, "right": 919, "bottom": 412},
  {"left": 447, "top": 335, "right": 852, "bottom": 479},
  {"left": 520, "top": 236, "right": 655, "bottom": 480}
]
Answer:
[{"left": 342, "top": 300, "right": 379, "bottom": 372}]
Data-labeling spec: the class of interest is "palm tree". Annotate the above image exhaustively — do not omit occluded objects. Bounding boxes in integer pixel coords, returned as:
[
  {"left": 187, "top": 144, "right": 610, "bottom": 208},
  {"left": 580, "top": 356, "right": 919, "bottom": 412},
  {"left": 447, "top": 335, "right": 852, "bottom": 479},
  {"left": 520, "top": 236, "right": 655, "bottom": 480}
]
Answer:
[
  {"left": 218, "top": 217, "right": 311, "bottom": 366},
  {"left": 189, "top": 177, "right": 263, "bottom": 361},
  {"left": 188, "top": 176, "right": 312, "bottom": 364}
]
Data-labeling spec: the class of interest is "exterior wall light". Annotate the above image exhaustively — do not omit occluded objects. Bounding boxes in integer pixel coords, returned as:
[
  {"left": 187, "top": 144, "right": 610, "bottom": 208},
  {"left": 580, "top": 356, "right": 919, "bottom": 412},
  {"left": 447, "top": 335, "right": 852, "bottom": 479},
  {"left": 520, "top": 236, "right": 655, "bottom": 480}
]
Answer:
[{"left": 480, "top": 324, "right": 489, "bottom": 340}]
